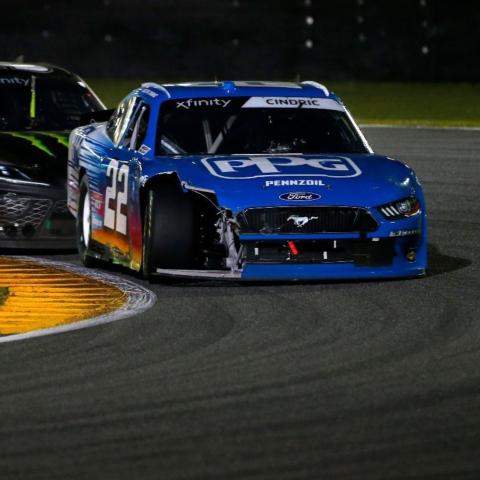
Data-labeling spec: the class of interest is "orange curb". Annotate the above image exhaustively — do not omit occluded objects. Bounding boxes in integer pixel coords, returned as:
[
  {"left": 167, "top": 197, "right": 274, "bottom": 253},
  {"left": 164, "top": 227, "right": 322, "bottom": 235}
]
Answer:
[{"left": 0, "top": 257, "right": 126, "bottom": 335}]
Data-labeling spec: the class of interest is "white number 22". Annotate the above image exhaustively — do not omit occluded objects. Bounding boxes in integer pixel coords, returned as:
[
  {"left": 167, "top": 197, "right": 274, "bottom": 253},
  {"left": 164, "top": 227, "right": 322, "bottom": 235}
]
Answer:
[{"left": 104, "top": 159, "right": 129, "bottom": 235}]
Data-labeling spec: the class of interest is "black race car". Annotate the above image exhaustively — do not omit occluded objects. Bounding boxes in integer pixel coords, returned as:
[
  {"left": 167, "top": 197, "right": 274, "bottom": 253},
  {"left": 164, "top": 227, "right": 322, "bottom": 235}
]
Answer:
[{"left": 0, "top": 62, "right": 105, "bottom": 248}]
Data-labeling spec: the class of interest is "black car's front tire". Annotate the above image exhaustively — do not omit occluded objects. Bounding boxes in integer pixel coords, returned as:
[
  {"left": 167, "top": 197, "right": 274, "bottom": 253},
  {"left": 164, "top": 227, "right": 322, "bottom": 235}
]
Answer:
[
  {"left": 142, "top": 182, "right": 195, "bottom": 280},
  {"left": 77, "top": 175, "right": 99, "bottom": 268}
]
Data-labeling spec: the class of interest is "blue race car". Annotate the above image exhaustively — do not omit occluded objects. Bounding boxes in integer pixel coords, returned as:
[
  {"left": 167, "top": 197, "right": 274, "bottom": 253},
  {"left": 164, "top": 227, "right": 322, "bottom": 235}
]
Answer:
[{"left": 68, "top": 81, "right": 427, "bottom": 281}]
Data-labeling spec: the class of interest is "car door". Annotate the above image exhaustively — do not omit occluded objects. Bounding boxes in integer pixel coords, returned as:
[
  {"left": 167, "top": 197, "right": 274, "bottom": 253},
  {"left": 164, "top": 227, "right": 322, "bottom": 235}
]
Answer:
[
  {"left": 125, "top": 102, "right": 151, "bottom": 268},
  {"left": 100, "top": 95, "right": 145, "bottom": 260}
]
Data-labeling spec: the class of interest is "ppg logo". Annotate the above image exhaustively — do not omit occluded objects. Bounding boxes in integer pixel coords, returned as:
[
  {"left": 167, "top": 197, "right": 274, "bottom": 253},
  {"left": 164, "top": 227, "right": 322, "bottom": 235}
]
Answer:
[{"left": 201, "top": 156, "right": 362, "bottom": 179}]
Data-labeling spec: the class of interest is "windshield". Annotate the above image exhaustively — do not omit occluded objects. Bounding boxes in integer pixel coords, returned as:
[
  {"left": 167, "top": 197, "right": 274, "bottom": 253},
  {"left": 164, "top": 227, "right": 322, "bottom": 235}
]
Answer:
[
  {"left": 0, "top": 73, "right": 103, "bottom": 131},
  {"left": 157, "top": 96, "right": 368, "bottom": 155}
]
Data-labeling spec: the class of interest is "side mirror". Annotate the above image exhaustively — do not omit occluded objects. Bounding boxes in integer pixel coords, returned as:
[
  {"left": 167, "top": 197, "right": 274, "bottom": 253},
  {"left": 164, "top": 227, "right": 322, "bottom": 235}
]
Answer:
[{"left": 80, "top": 108, "right": 115, "bottom": 125}]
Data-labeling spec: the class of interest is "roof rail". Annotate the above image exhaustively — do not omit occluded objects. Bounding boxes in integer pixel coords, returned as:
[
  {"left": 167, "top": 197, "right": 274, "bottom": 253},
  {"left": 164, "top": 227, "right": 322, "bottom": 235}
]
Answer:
[
  {"left": 0, "top": 62, "right": 52, "bottom": 73},
  {"left": 141, "top": 82, "right": 171, "bottom": 98},
  {"left": 301, "top": 81, "right": 329, "bottom": 96},
  {"left": 38, "top": 62, "right": 71, "bottom": 75}
]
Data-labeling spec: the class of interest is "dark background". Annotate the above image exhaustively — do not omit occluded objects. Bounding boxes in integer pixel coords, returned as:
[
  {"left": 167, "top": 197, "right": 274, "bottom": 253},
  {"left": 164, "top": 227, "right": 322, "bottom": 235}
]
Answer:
[{"left": 0, "top": 0, "right": 478, "bottom": 82}]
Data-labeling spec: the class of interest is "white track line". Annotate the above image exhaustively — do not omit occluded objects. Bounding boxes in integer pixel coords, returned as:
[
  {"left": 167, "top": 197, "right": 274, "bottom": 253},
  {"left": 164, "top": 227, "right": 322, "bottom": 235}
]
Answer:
[
  {"left": 360, "top": 124, "right": 480, "bottom": 131},
  {"left": 0, "top": 257, "right": 156, "bottom": 344}
]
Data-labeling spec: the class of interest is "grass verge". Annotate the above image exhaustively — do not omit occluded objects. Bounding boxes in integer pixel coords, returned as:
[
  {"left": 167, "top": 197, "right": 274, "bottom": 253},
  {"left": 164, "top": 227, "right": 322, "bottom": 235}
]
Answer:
[
  {"left": 0, "top": 287, "right": 9, "bottom": 306},
  {"left": 88, "top": 79, "right": 480, "bottom": 128}
]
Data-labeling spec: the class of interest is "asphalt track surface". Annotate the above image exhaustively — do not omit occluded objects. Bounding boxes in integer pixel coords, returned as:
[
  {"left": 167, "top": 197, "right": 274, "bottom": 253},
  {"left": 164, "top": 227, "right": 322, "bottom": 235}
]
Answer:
[{"left": 0, "top": 127, "right": 479, "bottom": 480}]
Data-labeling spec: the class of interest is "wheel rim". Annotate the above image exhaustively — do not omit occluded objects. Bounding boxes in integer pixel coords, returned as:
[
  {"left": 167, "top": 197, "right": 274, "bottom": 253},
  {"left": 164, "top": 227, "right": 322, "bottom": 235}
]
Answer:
[{"left": 82, "top": 190, "right": 91, "bottom": 248}]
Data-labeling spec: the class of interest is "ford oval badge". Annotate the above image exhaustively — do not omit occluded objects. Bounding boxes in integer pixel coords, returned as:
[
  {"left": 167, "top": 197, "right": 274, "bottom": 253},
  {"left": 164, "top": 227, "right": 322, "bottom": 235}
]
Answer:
[{"left": 279, "top": 192, "right": 321, "bottom": 201}]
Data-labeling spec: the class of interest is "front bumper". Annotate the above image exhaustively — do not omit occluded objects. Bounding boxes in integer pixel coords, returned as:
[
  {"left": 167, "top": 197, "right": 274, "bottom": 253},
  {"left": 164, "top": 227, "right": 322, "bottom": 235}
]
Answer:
[
  {"left": 153, "top": 206, "right": 427, "bottom": 282},
  {"left": 239, "top": 234, "right": 426, "bottom": 280},
  {"left": 154, "top": 233, "right": 427, "bottom": 282},
  {"left": 241, "top": 258, "right": 426, "bottom": 281},
  {"left": 234, "top": 204, "right": 427, "bottom": 280}
]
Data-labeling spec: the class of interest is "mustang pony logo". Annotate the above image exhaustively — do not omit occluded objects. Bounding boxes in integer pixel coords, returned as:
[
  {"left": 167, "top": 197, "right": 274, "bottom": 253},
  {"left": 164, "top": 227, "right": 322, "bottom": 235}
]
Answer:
[
  {"left": 202, "top": 156, "right": 361, "bottom": 179},
  {"left": 287, "top": 215, "right": 319, "bottom": 228}
]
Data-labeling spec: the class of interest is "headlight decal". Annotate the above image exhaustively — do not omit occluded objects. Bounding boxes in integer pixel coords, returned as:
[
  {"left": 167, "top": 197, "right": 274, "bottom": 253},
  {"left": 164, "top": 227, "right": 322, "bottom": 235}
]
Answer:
[{"left": 378, "top": 197, "right": 421, "bottom": 220}]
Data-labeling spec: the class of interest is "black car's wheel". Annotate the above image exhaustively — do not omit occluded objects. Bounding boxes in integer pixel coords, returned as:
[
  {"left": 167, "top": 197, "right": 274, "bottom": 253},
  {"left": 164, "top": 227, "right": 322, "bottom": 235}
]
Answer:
[
  {"left": 77, "top": 175, "right": 99, "bottom": 268},
  {"left": 142, "top": 182, "right": 195, "bottom": 280}
]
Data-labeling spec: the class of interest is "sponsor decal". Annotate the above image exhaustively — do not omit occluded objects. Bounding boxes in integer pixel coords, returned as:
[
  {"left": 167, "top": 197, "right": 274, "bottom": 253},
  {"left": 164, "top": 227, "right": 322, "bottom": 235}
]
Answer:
[
  {"left": 92, "top": 216, "right": 103, "bottom": 229},
  {"left": 176, "top": 98, "right": 232, "bottom": 109},
  {"left": 90, "top": 191, "right": 103, "bottom": 211},
  {"left": 389, "top": 229, "right": 421, "bottom": 237},
  {"left": 280, "top": 192, "right": 320, "bottom": 201},
  {"left": 0, "top": 77, "right": 29, "bottom": 86},
  {"left": 241, "top": 97, "right": 344, "bottom": 111},
  {"left": 202, "top": 155, "right": 361, "bottom": 179},
  {"left": 41, "top": 132, "right": 69, "bottom": 148},
  {"left": 138, "top": 144, "right": 151, "bottom": 155},
  {"left": 287, "top": 215, "right": 319, "bottom": 228},
  {"left": 266, "top": 179, "right": 326, "bottom": 187},
  {"left": 9, "top": 132, "right": 55, "bottom": 157},
  {"left": 143, "top": 89, "right": 159, "bottom": 98}
]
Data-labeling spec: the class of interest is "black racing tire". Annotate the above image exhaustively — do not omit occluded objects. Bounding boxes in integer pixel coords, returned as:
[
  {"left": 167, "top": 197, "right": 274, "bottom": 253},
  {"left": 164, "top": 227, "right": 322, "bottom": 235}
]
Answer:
[
  {"left": 142, "top": 182, "right": 195, "bottom": 280},
  {"left": 76, "top": 175, "right": 100, "bottom": 268}
]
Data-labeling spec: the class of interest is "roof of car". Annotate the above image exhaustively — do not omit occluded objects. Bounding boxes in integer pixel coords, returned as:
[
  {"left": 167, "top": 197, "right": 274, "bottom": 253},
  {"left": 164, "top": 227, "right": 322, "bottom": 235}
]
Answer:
[
  {"left": 139, "top": 80, "right": 339, "bottom": 102},
  {"left": 0, "top": 62, "right": 77, "bottom": 79}
]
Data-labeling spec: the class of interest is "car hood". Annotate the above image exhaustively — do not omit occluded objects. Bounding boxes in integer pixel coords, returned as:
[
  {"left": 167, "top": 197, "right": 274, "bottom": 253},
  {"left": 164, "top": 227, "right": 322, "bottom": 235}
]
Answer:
[
  {"left": 0, "top": 131, "right": 69, "bottom": 188},
  {"left": 163, "top": 153, "right": 419, "bottom": 212}
]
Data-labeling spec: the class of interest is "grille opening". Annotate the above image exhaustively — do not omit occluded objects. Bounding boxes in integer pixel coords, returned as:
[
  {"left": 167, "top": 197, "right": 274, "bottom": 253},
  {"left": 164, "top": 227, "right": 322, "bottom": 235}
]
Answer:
[
  {"left": 0, "top": 194, "right": 75, "bottom": 239},
  {"left": 244, "top": 239, "right": 395, "bottom": 266},
  {"left": 238, "top": 207, "right": 378, "bottom": 234},
  {"left": 0, "top": 196, "right": 52, "bottom": 230}
]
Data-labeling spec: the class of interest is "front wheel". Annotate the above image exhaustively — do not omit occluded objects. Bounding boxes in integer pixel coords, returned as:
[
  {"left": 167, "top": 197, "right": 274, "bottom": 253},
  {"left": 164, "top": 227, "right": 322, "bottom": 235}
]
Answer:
[
  {"left": 76, "top": 175, "right": 99, "bottom": 268},
  {"left": 142, "top": 183, "right": 195, "bottom": 280}
]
